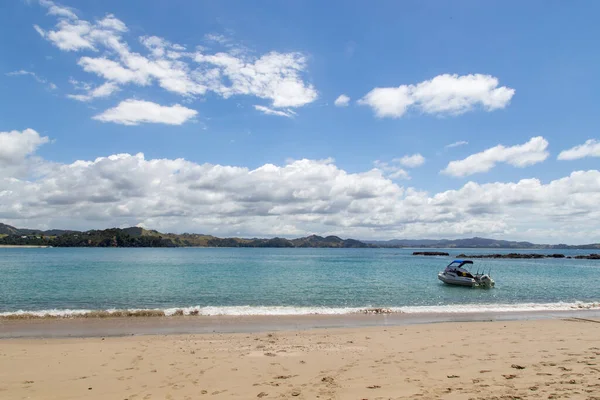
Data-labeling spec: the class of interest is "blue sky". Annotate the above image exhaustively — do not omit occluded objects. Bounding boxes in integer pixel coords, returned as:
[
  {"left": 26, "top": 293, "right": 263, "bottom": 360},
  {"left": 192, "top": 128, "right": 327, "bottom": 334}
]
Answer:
[{"left": 1, "top": 0, "right": 600, "bottom": 242}]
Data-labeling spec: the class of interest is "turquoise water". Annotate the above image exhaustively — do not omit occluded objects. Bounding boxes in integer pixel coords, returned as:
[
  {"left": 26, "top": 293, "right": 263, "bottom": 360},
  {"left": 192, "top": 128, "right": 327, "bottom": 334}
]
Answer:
[{"left": 1, "top": 248, "right": 599, "bottom": 316}]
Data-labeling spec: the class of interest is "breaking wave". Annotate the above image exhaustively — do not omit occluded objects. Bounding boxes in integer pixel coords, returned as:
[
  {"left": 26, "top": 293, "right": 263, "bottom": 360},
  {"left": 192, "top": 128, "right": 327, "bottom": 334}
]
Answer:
[{"left": 1, "top": 301, "right": 600, "bottom": 319}]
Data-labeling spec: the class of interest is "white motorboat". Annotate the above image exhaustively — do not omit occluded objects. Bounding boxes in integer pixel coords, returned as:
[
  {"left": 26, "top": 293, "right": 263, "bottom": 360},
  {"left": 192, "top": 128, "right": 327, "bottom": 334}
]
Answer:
[{"left": 438, "top": 259, "right": 495, "bottom": 288}]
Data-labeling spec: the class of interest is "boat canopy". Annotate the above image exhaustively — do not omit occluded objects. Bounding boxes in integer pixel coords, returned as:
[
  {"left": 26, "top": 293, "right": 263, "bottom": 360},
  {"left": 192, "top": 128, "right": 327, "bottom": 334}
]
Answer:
[{"left": 446, "top": 260, "right": 474, "bottom": 269}]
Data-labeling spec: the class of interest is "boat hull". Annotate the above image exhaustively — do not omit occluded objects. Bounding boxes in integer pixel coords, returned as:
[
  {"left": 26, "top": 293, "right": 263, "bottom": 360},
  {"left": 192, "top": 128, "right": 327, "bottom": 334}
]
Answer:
[{"left": 438, "top": 272, "right": 479, "bottom": 287}]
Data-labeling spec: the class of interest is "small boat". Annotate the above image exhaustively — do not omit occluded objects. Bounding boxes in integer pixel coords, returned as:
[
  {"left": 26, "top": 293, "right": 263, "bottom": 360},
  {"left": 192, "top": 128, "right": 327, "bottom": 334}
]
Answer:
[{"left": 438, "top": 259, "right": 495, "bottom": 288}]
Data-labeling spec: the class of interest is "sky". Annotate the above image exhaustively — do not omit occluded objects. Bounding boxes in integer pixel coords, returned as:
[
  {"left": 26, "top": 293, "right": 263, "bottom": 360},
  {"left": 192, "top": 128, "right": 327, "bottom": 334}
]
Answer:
[{"left": 1, "top": 0, "right": 600, "bottom": 243}]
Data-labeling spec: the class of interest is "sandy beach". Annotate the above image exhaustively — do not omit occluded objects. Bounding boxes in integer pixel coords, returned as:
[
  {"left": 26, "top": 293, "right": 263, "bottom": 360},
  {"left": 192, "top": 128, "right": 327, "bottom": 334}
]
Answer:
[{"left": 1, "top": 318, "right": 599, "bottom": 399}]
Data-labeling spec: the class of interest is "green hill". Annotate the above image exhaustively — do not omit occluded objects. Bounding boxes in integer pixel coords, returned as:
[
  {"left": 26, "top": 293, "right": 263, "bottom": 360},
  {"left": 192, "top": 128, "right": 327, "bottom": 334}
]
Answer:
[{"left": 0, "top": 223, "right": 370, "bottom": 248}]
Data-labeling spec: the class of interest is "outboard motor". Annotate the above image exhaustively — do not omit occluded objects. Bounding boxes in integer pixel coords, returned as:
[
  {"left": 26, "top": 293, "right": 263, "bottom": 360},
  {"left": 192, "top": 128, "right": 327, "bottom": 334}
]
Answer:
[{"left": 478, "top": 275, "right": 494, "bottom": 288}]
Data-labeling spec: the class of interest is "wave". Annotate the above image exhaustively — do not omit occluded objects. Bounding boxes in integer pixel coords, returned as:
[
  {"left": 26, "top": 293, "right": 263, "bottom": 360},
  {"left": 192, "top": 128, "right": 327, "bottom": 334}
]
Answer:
[{"left": 1, "top": 301, "right": 600, "bottom": 319}]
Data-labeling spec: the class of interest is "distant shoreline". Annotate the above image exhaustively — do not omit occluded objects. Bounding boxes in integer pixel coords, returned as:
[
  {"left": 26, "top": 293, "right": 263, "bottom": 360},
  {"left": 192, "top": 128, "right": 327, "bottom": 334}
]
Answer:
[{"left": 0, "top": 245, "right": 50, "bottom": 248}]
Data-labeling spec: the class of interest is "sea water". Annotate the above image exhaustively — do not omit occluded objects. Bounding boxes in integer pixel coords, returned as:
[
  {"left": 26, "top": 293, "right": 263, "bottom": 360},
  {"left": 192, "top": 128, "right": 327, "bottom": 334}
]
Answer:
[{"left": 1, "top": 247, "right": 599, "bottom": 317}]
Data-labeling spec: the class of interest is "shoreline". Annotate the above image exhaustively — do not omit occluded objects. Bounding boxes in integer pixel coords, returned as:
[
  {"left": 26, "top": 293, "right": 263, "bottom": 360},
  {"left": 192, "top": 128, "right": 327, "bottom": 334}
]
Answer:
[
  {"left": 2, "top": 308, "right": 600, "bottom": 339},
  {"left": 0, "top": 244, "right": 50, "bottom": 248}
]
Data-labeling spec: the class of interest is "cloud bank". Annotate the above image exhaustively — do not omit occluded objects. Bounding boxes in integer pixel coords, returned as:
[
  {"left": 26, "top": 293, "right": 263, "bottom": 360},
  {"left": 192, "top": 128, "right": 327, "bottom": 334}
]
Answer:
[{"left": 2, "top": 129, "right": 600, "bottom": 243}]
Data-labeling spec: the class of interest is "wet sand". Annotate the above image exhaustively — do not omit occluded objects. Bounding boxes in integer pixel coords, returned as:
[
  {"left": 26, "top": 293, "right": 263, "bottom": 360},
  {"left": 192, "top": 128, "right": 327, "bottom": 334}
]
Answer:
[
  {"left": 2, "top": 309, "right": 600, "bottom": 339},
  {"left": 1, "top": 318, "right": 600, "bottom": 399}
]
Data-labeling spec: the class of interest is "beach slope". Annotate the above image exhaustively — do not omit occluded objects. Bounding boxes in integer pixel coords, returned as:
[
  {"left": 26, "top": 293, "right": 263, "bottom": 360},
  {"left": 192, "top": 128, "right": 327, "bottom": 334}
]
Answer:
[{"left": 1, "top": 318, "right": 599, "bottom": 399}]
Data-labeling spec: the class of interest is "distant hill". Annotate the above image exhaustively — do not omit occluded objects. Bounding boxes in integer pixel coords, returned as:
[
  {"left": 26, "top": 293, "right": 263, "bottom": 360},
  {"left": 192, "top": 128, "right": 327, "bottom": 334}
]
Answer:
[
  {"left": 365, "top": 236, "right": 600, "bottom": 250},
  {"left": 0, "top": 222, "right": 79, "bottom": 237},
  {"left": 0, "top": 223, "right": 370, "bottom": 248},
  {"left": 2, "top": 222, "right": 600, "bottom": 249},
  {"left": 0, "top": 223, "right": 20, "bottom": 236}
]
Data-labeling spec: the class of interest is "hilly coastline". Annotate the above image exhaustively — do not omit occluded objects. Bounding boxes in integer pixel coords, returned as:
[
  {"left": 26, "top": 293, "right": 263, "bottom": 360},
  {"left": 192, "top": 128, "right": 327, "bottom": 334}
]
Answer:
[
  {"left": 2, "top": 223, "right": 600, "bottom": 249},
  {"left": 366, "top": 237, "right": 600, "bottom": 250},
  {"left": 0, "top": 223, "right": 370, "bottom": 248}
]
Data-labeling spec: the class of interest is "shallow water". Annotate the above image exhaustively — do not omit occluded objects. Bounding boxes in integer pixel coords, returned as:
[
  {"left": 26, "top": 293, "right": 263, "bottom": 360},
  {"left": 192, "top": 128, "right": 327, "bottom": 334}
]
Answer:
[{"left": 1, "top": 247, "right": 599, "bottom": 316}]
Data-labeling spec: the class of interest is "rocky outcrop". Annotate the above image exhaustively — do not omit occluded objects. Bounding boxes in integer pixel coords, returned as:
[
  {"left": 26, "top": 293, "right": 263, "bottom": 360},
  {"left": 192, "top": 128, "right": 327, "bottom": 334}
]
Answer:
[
  {"left": 457, "top": 253, "right": 549, "bottom": 259},
  {"left": 456, "top": 253, "right": 600, "bottom": 259},
  {"left": 574, "top": 254, "right": 600, "bottom": 260},
  {"left": 412, "top": 251, "right": 450, "bottom": 256}
]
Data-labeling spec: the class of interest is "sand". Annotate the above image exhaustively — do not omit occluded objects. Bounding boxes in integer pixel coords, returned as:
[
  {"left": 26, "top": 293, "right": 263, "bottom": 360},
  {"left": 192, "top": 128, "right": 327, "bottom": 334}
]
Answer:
[{"left": 1, "top": 318, "right": 599, "bottom": 399}]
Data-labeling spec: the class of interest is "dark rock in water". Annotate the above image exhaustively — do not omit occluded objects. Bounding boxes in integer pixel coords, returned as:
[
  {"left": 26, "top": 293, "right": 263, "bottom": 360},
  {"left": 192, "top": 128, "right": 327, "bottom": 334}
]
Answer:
[
  {"left": 456, "top": 253, "right": 564, "bottom": 259},
  {"left": 574, "top": 254, "right": 600, "bottom": 260},
  {"left": 413, "top": 251, "right": 449, "bottom": 256}
]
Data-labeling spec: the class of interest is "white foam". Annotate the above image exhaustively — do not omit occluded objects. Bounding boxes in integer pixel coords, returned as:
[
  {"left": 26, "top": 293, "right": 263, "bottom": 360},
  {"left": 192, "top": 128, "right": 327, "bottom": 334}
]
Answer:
[
  {"left": 2, "top": 301, "right": 600, "bottom": 318},
  {"left": 0, "top": 308, "right": 95, "bottom": 318}
]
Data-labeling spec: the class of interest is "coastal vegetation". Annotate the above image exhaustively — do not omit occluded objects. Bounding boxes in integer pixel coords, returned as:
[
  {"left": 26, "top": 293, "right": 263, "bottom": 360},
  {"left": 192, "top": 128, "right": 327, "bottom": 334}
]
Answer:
[{"left": 0, "top": 224, "right": 370, "bottom": 248}]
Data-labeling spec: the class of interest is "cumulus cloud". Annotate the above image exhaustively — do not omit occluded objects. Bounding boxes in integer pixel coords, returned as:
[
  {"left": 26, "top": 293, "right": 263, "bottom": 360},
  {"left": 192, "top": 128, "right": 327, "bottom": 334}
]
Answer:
[
  {"left": 558, "top": 139, "right": 600, "bottom": 161},
  {"left": 34, "top": 5, "right": 317, "bottom": 110},
  {"left": 394, "top": 154, "right": 425, "bottom": 168},
  {"left": 442, "top": 137, "right": 549, "bottom": 177},
  {"left": 359, "top": 74, "right": 515, "bottom": 118},
  {"left": 334, "top": 94, "right": 350, "bottom": 107},
  {"left": 2, "top": 134, "right": 600, "bottom": 242},
  {"left": 254, "top": 105, "right": 296, "bottom": 118},
  {"left": 446, "top": 141, "right": 468, "bottom": 149},
  {"left": 92, "top": 99, "right": 198, "bottom": 125},
  {"left": 0, "top": 129, "right": 49, "bottom": 166}
]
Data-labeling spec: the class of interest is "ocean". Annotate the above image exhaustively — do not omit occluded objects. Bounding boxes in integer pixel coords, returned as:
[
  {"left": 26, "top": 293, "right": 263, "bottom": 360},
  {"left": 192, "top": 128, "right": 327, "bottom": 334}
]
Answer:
[{"left": 1, "top": 247, "right": 599, "bottom": 317}]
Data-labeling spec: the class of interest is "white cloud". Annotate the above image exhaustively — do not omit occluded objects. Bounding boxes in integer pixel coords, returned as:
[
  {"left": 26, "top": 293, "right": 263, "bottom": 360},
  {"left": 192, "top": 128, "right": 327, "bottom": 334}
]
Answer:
[
  {"left": 359, "top": 74, "right": 515, "bottom": 118},
  {"left": 67, "top": 81, "right": 120, "bottom": 102},
  {"left": 446, "top": 141, "right": 468, "bottom": 149},
  {"left": 195, "top": 51, "right": 318, "bottom": 107},
  {"left": 254, "top": 105, "right": 296, "bottom": 118},
  {"left": 77, "top": 57, "right": 150, "bottom": 85},
  {"left": 34, "top": 7, "right": 318, "bottom": 110},
  {"left": 97, "top": 13, "right": 127, "bottom": 32},
  {"left": 394, "top": 153, "right": 425, "bottom": 168},
  {"left": 3, "top": 135, "right": 600, "bottom": 243},
  {"left": 373, "top": 160, "right": 410, "bottom": 180},
  {"left": 388, "top": 169, "right": 410, "bottom": 180},
  {"left": 6, "top": 70, "right": 40, "bottom": 79},
  {"left": 92, "top": 99, "right": 198, "bottom": 125},
  {"left": 558, "top": 139, "right": 600, "bottom": 161},
  {"left": 204, "top": 33, "right": 229, "bottom": 44},
  {"left": 33, "top": 24, "right": 46, "bottom": 38},
  {"left": 39, "top": 0, "right": 77, "bottom": 20},
  {"left": 442, "top": 136, "right": 549, "bottom": 177},
  {"left": 334, "top": 94, "right": 350, "bottom": 107},
  {"left": 5, "top": 70, "right": 57, "bottom": 90},
  {"left": 0, "top": 129, "right": 49, "bottom": 165}
]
